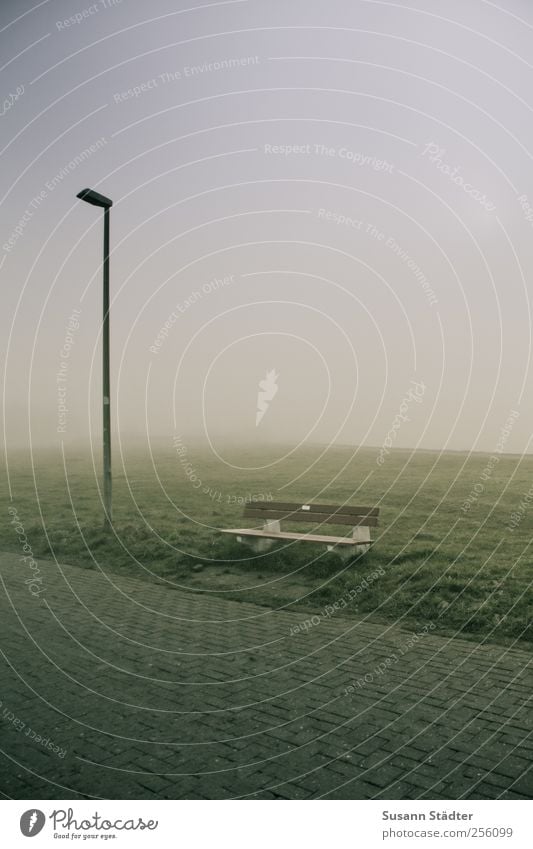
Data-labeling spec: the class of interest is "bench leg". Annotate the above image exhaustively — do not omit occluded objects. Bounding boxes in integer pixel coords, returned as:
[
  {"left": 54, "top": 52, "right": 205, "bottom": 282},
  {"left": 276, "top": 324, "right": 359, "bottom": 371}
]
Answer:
[
  {"left": 243, "top": 520, "right": 281, "bottom": 553},
  {"left": 236, "top": 535, "right": 275, "bottom": 553},
  {"left": 352, "top": 525, "right": 371, "bottom": 554},
  {"left": 327, "top": 544, "right": 356, "bottom": 563}
]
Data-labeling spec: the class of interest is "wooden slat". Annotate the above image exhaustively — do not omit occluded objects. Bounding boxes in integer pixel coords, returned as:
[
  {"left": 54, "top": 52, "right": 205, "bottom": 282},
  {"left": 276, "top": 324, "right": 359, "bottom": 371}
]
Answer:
[
  {"left": 221, "top": 528, "right": 372, "bottom": 545},
  {"left": 242, "top": 507, "right": 379, "bottom": 527},
  {"left": 249, "top": 501, "right": 379, "bottom": 517}
]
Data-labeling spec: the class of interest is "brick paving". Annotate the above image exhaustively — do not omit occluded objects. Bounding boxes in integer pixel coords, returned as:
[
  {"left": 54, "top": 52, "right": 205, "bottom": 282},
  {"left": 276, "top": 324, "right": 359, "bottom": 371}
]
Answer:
[{"left": 0, "top": 551, "right": 531, "bottom": 800}]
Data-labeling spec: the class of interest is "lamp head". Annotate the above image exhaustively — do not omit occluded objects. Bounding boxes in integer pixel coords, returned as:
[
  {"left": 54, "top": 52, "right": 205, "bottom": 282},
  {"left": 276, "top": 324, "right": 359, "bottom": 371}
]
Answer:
[{"left": 76, "top": 188, "right": 113, "bottom": 208}]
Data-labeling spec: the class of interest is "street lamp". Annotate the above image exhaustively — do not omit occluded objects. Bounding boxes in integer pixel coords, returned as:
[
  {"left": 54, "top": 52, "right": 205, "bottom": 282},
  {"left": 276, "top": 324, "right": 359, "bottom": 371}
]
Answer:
[{"left": 76, "top": 188, "right": 114, "bottom": 532}]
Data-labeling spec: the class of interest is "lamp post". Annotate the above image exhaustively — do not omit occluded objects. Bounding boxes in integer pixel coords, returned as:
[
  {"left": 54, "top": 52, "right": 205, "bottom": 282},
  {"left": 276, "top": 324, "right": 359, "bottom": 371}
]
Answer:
[{"left": 76, "top": 188, "right": 114, "bottom": 532}]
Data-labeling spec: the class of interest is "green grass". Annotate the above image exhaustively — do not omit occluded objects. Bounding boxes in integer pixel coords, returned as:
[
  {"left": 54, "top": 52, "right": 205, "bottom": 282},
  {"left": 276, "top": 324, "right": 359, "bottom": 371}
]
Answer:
[{"left": 2, "top": 442, "right": 532, "bottom": 646}]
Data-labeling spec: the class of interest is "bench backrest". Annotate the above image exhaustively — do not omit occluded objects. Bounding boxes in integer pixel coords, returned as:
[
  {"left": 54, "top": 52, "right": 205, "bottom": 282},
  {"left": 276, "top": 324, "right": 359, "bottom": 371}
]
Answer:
[{"left": 243, "top": 501, "right": 379, "bottom": 527}]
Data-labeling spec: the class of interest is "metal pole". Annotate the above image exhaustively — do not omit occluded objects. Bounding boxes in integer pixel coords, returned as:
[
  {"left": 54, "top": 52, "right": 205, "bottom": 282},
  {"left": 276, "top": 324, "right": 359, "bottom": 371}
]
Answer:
[{"left": 102, "top": 206, "right": 112, "bottom": 530}]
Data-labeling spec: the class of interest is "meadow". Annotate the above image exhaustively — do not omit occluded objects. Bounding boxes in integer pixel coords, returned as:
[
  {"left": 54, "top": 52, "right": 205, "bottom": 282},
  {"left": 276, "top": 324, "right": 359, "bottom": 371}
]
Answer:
[{"left": 2, "top": 441, "right": 532, "bottom": 647}]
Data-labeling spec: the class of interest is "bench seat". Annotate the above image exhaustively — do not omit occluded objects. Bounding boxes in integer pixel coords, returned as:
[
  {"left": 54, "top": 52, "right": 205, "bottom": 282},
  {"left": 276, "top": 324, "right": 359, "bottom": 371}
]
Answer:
[{"left": 220, "top": 527, "right": 370, "bottom": 546}]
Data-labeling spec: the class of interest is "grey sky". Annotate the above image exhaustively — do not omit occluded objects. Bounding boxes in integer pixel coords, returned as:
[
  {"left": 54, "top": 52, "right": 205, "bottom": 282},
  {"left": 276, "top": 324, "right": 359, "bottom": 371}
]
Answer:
[{"left": 2, "top": 0, "right": 533, "bottom": 456}]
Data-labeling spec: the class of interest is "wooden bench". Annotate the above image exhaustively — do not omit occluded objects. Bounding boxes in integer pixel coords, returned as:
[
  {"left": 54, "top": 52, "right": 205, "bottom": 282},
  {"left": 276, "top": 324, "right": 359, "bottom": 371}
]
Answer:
[{"left": 220, "top": 501, "right": 379, "bottom": 561}]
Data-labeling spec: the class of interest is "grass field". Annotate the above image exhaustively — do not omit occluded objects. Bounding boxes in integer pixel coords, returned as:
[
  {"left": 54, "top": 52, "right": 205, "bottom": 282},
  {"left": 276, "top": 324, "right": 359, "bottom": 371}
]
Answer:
[{"left": 2, "top": 442, "right": 532, "bottom": 647}]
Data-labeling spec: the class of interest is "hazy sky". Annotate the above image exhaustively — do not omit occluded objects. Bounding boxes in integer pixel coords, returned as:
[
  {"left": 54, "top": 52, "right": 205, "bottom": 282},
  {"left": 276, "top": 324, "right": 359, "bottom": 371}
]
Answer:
[{"left": 3, "top": 0, "right": 533, "bottom": 456}]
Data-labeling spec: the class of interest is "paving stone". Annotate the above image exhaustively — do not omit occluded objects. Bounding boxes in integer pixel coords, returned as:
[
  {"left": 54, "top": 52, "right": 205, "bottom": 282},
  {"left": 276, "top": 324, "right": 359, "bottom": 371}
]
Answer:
[{"left": 0, "top": 551, "right": 531, "bottom": 800}]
